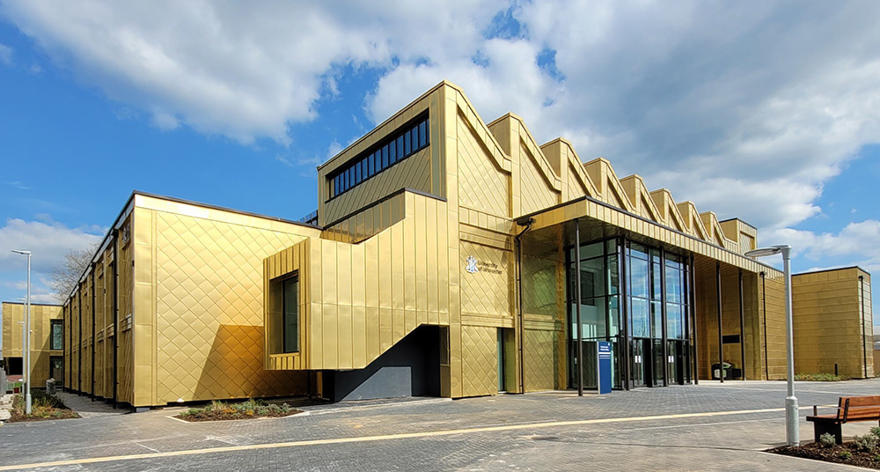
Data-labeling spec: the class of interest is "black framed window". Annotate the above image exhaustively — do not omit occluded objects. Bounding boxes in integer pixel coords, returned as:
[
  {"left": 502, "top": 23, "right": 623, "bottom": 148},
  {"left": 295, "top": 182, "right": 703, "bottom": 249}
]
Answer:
[
  {"left": 283, "top": 276, "right": 299, "bottom": 353},
  {"left": 327, "top": 115, "right": 430, "bottom": 199},
  {"left": 328, "top": 114, "right": 429, "bottom": 199},
  {"left": 50, "top": 319, "right": 63, "bottom": 350}
]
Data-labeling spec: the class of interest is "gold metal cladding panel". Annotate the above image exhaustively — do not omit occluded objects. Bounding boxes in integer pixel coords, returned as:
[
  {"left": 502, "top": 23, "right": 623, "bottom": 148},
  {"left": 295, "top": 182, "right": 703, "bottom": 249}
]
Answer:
[
  {"left": 318, "top": 87, "right": 442, "bottom": 227},
  {"left": 117, "top": 224, "right": 134, "bottom": 403},
  {"left": 519, "top": 140, "right": 559, "bottom": 215},
  {"left": 265, "top": 192, "right": 450, "bottom": 372},
  {"left": 70, "top": 295, "right": 79, "bottom": 390},
  {"left": 151, "top": 210, "right": 312, "bottom": 405},
  {"left": 81, "top": 275, "right": 93, "bottom": 395},
  {"left": 264, "top": 241, "right": 308, "bottom": 371},
  {"left": 792, "top": 268, "right": 872, "bottom": 378},
  {"left": 322, "top": 146, "right": 433, "bottom": 225},
  {"left": 523, "top": 328, "right": 558, "bottom": 391},
  {"left": 322, "top": 191, "right": 406, "bottom": 244},
  {"left": 460, "top": 325, "right": 498, "bottom": 397},
  {"left": 460, "top": 241, "right": 513, "bottom": 324},
  {"left": 521, "top": 252, "right": 559, "bottom": 317},
  {"left": 457, "top": 108, "right": 510, "bottom": 218},
  {"left": 0, "top": 303, "right": 62, "bottom": 386}
]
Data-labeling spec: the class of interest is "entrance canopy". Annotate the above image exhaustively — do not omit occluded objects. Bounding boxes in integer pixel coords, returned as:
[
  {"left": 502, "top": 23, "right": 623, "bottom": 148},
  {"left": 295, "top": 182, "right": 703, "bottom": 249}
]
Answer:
[{"left": 520, "top": 195, "right": 779, "bottom": 277}]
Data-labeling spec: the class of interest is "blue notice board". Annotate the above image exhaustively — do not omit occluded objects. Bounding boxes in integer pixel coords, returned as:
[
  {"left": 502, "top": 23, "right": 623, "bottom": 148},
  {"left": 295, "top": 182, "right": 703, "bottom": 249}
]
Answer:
[{"left": 597, "top": 341, "right": 612, "bottom": 394}]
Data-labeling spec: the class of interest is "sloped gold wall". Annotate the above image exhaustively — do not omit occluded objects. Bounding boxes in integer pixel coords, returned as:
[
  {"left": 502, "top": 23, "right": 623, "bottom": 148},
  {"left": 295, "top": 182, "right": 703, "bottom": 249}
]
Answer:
[
  {"left": 266, "top": 191, "right": 451, "bottom": 372},
  {"left": 318, "top": 87, "right": 443, "bottom": 226}
]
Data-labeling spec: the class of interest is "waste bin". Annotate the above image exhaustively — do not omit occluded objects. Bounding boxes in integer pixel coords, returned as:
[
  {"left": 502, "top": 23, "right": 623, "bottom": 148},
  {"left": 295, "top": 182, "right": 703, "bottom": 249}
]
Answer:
[
  {"left": 711, "top": 362, "right": 733, "bottom": 380},
  {"left": 46, "top": 378, "right": 56, "bottom": 395}
]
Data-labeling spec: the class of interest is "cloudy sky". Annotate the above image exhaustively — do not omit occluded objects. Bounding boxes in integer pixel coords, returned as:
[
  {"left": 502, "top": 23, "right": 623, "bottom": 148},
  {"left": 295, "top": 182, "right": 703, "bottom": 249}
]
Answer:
[{"left": 0, "top": 1, "right": 877, "bottom": 320}]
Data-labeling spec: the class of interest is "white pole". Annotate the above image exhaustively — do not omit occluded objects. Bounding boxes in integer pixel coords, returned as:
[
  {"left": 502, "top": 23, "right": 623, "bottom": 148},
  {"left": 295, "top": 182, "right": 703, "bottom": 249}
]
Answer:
[
  {"left": 25, "top": 251, "right": 32, "bottom": 415},
  {"left": 781, "top": 246, "right": 798, "bottom": 446}
]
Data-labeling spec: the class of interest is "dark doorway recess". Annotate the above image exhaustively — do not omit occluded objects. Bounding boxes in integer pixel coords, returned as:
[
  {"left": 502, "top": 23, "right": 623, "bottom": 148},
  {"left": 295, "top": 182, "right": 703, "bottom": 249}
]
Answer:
[{"left": 321, "top": 325, "right": 441, "bottom": 402}]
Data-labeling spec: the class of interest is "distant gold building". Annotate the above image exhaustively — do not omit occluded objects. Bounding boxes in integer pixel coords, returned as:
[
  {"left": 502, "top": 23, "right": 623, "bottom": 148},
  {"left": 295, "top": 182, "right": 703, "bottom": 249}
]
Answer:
[
  {"left": 792, "top": 267, "right": 873, "bottom": 379},
  {"left": 1, "top": 302, "right": 64, "bottom": 387},
  {"left": 58, "top": 81, "right": 874, "bottom": 407}
]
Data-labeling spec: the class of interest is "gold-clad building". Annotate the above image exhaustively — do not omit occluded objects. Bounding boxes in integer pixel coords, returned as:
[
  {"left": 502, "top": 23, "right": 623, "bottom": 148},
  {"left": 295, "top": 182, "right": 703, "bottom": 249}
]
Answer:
[
  {"left": 58, "top": 81, "right": 874, "bottom": 407},
  {"left": 1, "top": 302, "right": 64, "bottom": 387},
  {"left": 792, "top": 267, "right": 873, "bottom": 379}
]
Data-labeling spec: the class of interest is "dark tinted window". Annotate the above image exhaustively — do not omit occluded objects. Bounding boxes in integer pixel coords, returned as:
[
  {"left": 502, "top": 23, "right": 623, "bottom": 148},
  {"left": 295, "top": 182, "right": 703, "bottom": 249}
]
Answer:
[{"left": 328, "top": 114, "right": 430, "bottom": 198}]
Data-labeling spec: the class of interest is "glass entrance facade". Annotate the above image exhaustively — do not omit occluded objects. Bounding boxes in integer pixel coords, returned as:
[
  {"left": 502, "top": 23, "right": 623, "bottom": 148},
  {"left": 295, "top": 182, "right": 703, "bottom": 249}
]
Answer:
[{"left": 567, "top": 237, "right": 692, "bottom": 390}]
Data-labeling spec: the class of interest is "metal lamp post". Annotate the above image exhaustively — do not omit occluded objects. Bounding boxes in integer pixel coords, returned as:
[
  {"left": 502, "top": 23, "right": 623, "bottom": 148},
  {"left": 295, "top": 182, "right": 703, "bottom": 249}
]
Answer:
[
  {"left": 12, "top": 249, "right": 32, "bottom": 415},
  {"left": 745, "top": 244, "right": 797, "bottom": 446}
]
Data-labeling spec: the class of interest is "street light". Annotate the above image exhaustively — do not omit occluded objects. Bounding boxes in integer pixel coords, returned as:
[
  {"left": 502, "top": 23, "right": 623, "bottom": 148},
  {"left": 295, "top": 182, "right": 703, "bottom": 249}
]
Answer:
[
  {"left": 11, "top": 249, "right": 32, "bottom": 415},
  {"left": 745, "top": 244, "right": 797, "bottom": 446}
]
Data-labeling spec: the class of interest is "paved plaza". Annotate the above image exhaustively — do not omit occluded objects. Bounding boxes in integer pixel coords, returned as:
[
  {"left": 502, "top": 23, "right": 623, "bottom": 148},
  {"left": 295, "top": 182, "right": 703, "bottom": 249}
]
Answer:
[{"left": 2, "top": 380, "right": 880, "bottom": 471}]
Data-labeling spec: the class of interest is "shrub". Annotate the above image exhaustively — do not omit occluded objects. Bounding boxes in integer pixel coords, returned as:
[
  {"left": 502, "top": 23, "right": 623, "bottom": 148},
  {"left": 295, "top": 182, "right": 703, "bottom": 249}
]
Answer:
[
  {"left": 855, "top": 434, "right": 879, "bottom": 452},
  {"left": 819, "top": 433, "right": 837, "bottom": 448},
  {"left": 839, "top": 450, "right": 853, "bottom": 460},
  {"left": 871, "top": 426, "right": 880, "bottom": 439},
  {"left": 794, "top": 373, "right": 846, "bottom": 382}
]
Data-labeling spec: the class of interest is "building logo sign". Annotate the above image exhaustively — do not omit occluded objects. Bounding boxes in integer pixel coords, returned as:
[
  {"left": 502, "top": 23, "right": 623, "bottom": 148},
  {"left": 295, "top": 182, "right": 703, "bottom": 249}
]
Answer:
[
  {"left": 465, "top": 256, "right": 479, "bottom": 274},
  {"left": 465, "top": 256, "right": 503, "bottom": 275}
]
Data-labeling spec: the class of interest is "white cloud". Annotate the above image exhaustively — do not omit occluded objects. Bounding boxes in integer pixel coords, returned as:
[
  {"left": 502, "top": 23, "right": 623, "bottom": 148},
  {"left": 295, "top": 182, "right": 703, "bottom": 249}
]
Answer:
[
  {"left": 0, "top": 43, "right": 12, "bottom": 65},
  {"left": 1, "top": 1, "right": 504, "bottom": 143},
  {"left": 3, "top": 1, "right": 880, "bottom": 251},
  {"left": 0, "top": 218, "right": 103, "bottom": 274},
  {"left": 764, "top": 220, "right": 880, "bottom": 273}
]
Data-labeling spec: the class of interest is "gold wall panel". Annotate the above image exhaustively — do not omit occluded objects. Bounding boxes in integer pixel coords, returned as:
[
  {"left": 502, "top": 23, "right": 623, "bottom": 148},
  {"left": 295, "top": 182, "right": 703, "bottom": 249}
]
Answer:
[
  {"left": 523, "top": 328, "right": 558, "bottom": 391},
  {"left": 80, "top": 273, "right": 93, "bottom": 395},
  {"left": 266, "top": 191, "right": 451, "bottom": 372},
  {"left": 519, "top": 141, "right": 559, "bottom": 215},
  {"left": 117, "top": 220, "right": 134, "bottom": 404},
  {"left": 457, "top": 109, "right": 510, "bottom": 217},
  {"left": 459, "top": 241, "right": 513, "bottom": 322},
  {"left": 146, "top": 207, "right": 314, "bottom": 405},
  {"left": 460, "top": 325, "right": 498, "bottom": 397},
  {"left": 792, "top": 268, "right": 873, "bottom": 378},
  {"left": 318, "top": 87, "right": 442, "bottom": 226},
  {"left": 71, "top": 293, "right": 80, "bottom": 391},
  {"left": 322, "top": 147, "right": 433, "bottom": 225},
  {"left": 322, "top": 190, "right": 406, "bottom": 244},
  {"left": 1, "top": 302, "right": 62, "bottom": 386}
]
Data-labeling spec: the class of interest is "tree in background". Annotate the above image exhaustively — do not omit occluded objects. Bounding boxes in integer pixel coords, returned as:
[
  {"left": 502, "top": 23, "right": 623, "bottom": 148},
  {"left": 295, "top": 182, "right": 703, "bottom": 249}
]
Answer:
[{"left": 48, "top": 242, "right": 99, "bottom": 302}]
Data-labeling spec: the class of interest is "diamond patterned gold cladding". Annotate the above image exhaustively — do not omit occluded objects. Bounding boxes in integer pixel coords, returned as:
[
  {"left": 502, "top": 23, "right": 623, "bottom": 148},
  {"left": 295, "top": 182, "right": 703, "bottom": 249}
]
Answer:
[
  {"left": 460, "top": 242, "right": 511, "bottom": 317},
  {"left": 461, "top": 325, "right": 498, "bottom": 396},
  {"left": 524, "top": 328, "right": 556, "bottom": 391},
  {"left": 457, "top": 112, "right": 508, "bottom": 217},
  {"left": 519, "top": 143, "right": 557, "bottom": 215},
  {"left": 323, "top": 148, "right": 431, "bottom": 224},
  {"left": 155, "top": 212, "right": 305, "bottom": 403}
]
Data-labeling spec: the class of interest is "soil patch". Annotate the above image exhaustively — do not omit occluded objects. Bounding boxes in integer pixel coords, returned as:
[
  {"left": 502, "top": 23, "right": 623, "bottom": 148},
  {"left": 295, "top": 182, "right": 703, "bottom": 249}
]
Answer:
[
  {"left": 8, "top": 392, "right": 80, "bottom": 423},
  {"left": 770, "top": 441, "right": 880, "bottom": 469}
]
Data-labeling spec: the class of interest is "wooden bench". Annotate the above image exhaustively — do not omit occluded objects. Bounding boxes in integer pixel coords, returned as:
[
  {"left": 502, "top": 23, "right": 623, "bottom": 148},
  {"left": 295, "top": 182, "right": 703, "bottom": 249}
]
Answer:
[{"left": 806, "top": 396, "right": 880, "bottom": 444}]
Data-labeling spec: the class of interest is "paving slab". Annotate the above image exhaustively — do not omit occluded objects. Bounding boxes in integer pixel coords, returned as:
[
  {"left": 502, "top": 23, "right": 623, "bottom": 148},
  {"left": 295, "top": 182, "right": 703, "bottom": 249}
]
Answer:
[{"left": 0, "top": 379, "right": 878, "bottom": 471}]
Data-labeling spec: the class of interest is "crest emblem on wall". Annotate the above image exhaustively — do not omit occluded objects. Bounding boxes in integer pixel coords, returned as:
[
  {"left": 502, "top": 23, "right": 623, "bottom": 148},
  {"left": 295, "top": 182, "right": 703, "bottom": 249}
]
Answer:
[{"left": 465, "top": 256, "right": 479, "bottom": 274}]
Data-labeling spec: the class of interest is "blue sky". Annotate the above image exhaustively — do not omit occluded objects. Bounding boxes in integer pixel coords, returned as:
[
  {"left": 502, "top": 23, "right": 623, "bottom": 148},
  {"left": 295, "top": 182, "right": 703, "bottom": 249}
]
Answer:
[{"left": 0, "top": 1, "right": 878, "bottom": 323}]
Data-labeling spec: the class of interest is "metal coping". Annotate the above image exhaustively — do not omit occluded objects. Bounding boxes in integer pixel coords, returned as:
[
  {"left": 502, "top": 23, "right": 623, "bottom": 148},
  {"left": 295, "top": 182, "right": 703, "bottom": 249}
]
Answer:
[{"left": 792, "top": 266, "right": 872, "bottom": 277}]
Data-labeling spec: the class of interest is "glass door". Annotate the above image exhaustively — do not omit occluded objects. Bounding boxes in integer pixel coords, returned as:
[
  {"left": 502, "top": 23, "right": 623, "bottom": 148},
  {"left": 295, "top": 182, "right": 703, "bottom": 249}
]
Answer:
[{"left": 631, "top": 338, "right": 647, "bottom": 387}]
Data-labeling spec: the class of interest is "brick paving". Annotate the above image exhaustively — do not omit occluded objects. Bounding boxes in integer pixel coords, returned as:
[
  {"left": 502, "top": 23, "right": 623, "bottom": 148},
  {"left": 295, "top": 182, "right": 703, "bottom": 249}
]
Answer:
[{"left": 1, "top": 379, "right": 879, "bottom": 471}]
